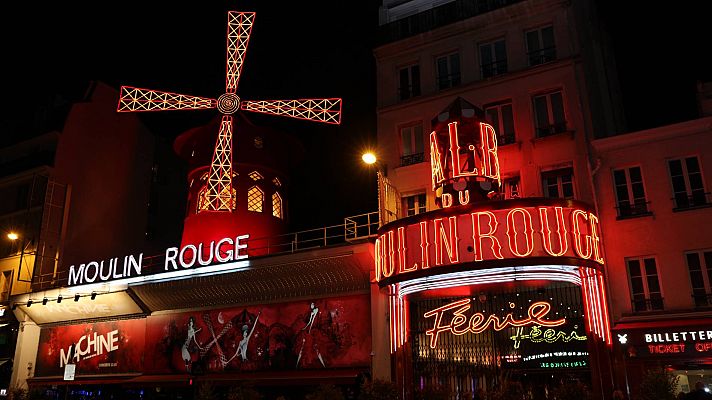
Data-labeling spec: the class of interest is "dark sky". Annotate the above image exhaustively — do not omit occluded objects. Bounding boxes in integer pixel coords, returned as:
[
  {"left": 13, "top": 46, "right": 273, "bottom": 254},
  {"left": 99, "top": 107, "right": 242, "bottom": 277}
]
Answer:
[
  {"left": 1, "top": 1, "right": 381, "bottom": 233},
  {"left": 1, "top": 1, "right": 709, "bottom": 235}
]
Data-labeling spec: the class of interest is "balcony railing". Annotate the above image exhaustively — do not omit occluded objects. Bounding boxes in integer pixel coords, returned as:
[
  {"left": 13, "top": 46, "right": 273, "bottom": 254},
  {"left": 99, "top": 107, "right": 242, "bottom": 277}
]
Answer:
[
  {"left": 672, "top": 191, "right": 711, "bottom": 211},
  {"left": 527, "top": 46, "right": 557, "bottom": 66},
  {"left": 400, "top": 152, "right": 425, "bottom": 167},
  {"left": 398, "top": 84, "right": 421, "bottom": 101},
  {"left": 632, "top": 297, "right": 664, "bottom": 313},
  {"left": 481, "top": 59, "right": 508, "bottom": 78},
  {"left": 437, "top": 73, "right": 461, "bottom": 90},
  {"left": 535, "top": 121, "right": 567, "bottom": 138},
  {"left": 616, "top": 201, "right": 652, "bottom": 219},
  {"left": 692, "top": 292, "right": 712, "bottom": 308},
  {"left": 378, "top": 0, "right": 523, "bottom": 44}
]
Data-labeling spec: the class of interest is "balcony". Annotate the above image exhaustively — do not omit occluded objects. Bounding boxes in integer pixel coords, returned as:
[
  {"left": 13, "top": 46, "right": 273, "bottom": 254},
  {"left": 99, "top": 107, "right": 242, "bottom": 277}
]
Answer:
[
  {"left": 481, "top": 59, "right": 508, "bottom": 79},
  {"left": 378, "top": 0, "right": 523, "bottom": 44},
  {"left": 692, "top": 292, "right": 712, "bottom": 308},
  {"left": 400, "top": 152, "right": 425, "bottom": 167},
  {"left": 616, "top": 201, "right": 652, "bottom": 220},
  {"left": 672, "top": 191, "right": 712, "bottom": 211},
  {"left": 527, "top": 46, "right": 557, "bottom": 66},
  {"left": 398, "top": 84, "right": 421, "bottom": 101},
  {"left": 535, "top": 121, "right": 568, "bottom": 138},
  {"left": 632, "top": 297, "right": 664, "bottom": 313}
]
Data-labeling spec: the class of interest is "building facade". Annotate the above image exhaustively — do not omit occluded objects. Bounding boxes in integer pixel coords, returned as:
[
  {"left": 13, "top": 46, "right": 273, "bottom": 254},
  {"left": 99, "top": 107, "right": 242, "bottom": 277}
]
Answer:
[{"left": 592, "top": 116, "right": 712, "bottom": 397}]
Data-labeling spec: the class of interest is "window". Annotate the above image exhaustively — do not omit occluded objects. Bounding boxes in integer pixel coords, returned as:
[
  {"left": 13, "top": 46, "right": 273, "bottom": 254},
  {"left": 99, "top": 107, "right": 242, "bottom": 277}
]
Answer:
[
  {"left": 533, "top": 91, "right": 566, "bottom": 137},
  {"left": 502, "top": 177, "right": 520, "bottom": 199},
  {"left": 398, "top": 64, "right": 421, "bottom": 101},
  {"left": 479, "top": 39, "right": 507, "bottom": 78},
  {"left": 613, "top": 167, "right": 650, "bottom": 218},
  {"left": 0, "top": 271, "right": 11, "bottom": 302},
  {"left": 436, "top": 53, "right": 461, "bottom": 90},
  {"left": 248, "top": 171, "right": 263, "bottom": 181},
  {"left": 484, "top": 102, "right": 516, "bottom": 145},
  {"left": 686, "top": 250, "right": 712, "bottom": 307},
  {"left": 627, "top": 257, "right": 664, "bottom": 312},
  {"left": 541, "top": 167, "right": 574, "bottom": 199},
  {"left": 403, "top": 193, "right": 426, "bottom": 216},
  {"left": 272, "top": 192, "right": 283, "bottom": 219},
  {"left": 400, "top": 124, "right": 424, "bottom": 166},
  {"left": 668, "top": 156, "right": 709, "bottom": 209},
  {"left": 526, "top": 25, "right": 556, "bottom": 66},
  {"left": 272, "top": 177, "right": 282, "bottom": 187},
  {"left": 247, "top": 186, "right": 264, "bottom": 212}
]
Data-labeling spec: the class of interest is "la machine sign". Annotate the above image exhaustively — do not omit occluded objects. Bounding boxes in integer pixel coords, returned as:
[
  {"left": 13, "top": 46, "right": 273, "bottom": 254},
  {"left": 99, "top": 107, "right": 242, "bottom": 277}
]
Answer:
[{"left": 374, "top": 199, "right": 603, "bottom": 283}]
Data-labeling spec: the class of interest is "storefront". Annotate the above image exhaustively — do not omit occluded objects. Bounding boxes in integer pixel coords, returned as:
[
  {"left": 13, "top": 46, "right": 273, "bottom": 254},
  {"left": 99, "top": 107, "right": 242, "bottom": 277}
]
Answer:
[
  {"left": 12, "top": 242, "right": 374, "bottom": 399},
  {"left": 373, "top": 117, "right": 614, "bottom": 398},
  {"left": 613, "top": 320, "right": 712, "bottom": 397}
]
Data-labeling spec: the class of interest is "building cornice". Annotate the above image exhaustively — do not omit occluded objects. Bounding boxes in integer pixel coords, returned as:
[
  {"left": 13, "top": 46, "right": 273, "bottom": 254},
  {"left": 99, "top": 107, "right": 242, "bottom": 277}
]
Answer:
[{"left": 591, "top": 116, "right": 712, "bottom": 153}]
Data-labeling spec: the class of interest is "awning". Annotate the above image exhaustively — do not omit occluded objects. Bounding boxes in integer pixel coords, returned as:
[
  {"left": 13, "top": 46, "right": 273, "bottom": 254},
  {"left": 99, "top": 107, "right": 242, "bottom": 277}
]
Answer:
[
  {"left": 129, "top": 244, "right": 372, "bottom": 312},
  {"left": 28, "top": 374, "right": 140, "bottom": 386},
  {"left": 613, "top": 317, "right": 712, "bottom": 330}
]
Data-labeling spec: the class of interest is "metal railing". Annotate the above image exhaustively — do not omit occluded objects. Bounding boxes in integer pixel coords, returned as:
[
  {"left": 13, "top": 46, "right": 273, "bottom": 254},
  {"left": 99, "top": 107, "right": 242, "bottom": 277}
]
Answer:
[
  {"left": 481, "top": 59, "right": 508, "bottom": 78},
  {"left": 527, "top": 46, "right": 557, "bottom": 66},
  {"left": 437, "top": 73, "right": 461, "bottom": 90},
  {"left": 692, "top": 292, "right": 712, "bottom": 308},
  {"left": 398, "top": 84, "right": 421, "bottom": 101},
  {"left": 400, "top": 152, "right": 425, "bottom": 167},
  {"left": 672, "top": 192, "right": 711, "bottom": 210},
  {"left": 379, "top": 0, "right": 523, "bottom": 44},
  {"left": 615, "top": 201, "right": 652, "bottom": 219},
  {"left": 632, "top": 297, "right": 664, "bottom": 313},
  {"left": 535, "top": 121, "right": 568, "bottom": 138}
]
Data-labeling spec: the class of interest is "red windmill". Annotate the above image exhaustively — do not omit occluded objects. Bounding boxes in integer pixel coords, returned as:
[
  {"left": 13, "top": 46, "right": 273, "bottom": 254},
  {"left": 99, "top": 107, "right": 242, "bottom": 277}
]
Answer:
[{"left": 117, "top": 11, "right": 342, "bottom": 213}]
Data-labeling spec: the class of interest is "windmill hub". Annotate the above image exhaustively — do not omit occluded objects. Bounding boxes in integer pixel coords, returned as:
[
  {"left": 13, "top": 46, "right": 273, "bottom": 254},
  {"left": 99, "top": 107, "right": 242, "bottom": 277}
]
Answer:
[{"left": 217, "top": 93, "right": 241, "bottom": 115}]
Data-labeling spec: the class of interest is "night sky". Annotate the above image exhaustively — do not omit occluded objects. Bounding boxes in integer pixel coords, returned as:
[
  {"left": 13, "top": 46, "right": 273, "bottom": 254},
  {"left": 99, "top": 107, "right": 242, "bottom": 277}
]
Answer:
[{"left": 1, "top": 2, "right": 709, "bottom": 237}]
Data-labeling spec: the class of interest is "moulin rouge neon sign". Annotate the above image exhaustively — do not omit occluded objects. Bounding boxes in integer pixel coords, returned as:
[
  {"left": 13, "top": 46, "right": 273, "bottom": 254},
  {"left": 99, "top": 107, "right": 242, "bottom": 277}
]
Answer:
[
  {"left": 374, "top": 203, "right": 604, "bottom": 283},
  {"left": 430, "top": 121, "right": 500, "bottom": 208},
  {"left": 423, "top": 298, "right": 565, "bottom": 348}
]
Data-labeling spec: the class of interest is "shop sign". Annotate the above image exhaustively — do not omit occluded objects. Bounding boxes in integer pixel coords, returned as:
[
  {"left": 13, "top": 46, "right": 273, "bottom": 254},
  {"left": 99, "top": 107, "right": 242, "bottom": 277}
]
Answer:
[
  {"left": 375, "top": 202, "right": 603, "bottom": 283},
  {"left": 35, "top": 319, "right": 146, "bottom": 377},
  {"left": 67, "top": 234, "right": 249, "bottom": 286},
  {"left": 617, "top": 326, "right": 712, "bottom": 357},
  {"left": 18, "top": 291, "right": 143, "bottom": 325}
]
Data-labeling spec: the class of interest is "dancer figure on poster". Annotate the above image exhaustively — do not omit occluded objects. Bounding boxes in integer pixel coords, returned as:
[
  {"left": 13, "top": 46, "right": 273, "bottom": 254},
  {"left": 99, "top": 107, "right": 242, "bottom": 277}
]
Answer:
[
  {"left": 296, "top": 302, "right": 326, "bottom": 368},
  {"left": 225, "top": 310, "right": 261, "bottom": 364},
  {"left": 182, "top": 316, "right": 202, "bottom": 372}
]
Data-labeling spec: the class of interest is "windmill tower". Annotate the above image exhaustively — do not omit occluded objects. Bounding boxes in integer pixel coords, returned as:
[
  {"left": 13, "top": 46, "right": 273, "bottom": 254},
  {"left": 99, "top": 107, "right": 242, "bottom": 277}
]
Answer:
[{"left": 118, "top": 11, "right": 341, "bottom": 251}]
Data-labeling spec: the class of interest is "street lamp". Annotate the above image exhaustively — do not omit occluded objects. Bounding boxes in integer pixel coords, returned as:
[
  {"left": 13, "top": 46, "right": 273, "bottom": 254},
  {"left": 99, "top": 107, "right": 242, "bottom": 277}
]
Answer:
[
  {"left": 362, "top": 152, "right": 377, "bottom": 165},
  {"left": 7, "top": 232, "right": 18, "bottom": 241}
]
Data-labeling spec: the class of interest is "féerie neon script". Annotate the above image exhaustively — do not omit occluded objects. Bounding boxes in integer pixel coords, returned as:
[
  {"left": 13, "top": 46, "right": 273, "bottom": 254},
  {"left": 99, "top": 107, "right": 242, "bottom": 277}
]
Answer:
[{"left": 423, "top": 298, "right": 566, "bottom": 348}]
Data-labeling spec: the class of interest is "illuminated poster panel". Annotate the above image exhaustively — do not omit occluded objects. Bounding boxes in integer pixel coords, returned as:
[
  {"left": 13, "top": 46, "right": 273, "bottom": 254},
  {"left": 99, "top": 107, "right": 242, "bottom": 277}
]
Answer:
[
  {"left": 144, "top": 294, "right": 371, "bottom": 373},
  {"left": 35, "top": 318, "right": 146, "bottom": 376}
]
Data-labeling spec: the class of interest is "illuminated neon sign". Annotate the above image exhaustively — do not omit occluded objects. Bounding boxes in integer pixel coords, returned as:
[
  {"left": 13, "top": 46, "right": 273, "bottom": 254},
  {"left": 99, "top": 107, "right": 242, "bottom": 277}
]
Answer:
[
  {"left": 510, "top": 326, "right": 587, "bottom": 349},
  {"left": 375, "top": 201, "right": 604, "bottom": 283},
  {"left": 423, "top": 298, "right": 565, "bottom": 348},
  {"left": 68, "top": 234, "right": 249, "bottom": 286}
]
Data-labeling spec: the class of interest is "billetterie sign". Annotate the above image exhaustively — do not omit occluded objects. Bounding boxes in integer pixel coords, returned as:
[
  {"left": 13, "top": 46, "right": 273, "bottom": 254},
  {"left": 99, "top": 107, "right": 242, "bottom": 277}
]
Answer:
[
  {"left": 68, "top": 234, "right": 249, "bottom": 286},
  {"left": 375, "top": 201, "right": 603, "bottom": 283}
]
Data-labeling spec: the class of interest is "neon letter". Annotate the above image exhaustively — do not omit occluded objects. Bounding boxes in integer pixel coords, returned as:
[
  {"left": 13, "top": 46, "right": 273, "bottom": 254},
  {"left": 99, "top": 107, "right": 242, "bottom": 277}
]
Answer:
[
  {"left": 506, "top": 208, "right": 534, "bottom": 257},
  {"left": 539, "top": 206, "right": 569, "bottom": 257},
  {"left": 471, "top": 211, "right": 504, "bottom": 261},
  {"left": 434, "top": 216, "right": 460, "bottom": 265},
  {"left": 429, "top": 131, "right": 446, "bottom": 190},
  {"left": 572, "top": 210, "right": 592, "bottom": 259}
]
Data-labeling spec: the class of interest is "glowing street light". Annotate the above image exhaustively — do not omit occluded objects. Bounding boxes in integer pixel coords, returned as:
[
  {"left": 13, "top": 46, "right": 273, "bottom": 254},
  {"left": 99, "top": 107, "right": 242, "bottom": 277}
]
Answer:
[
  {"left": 362, "top": 152, "right": 377, "bottom": 165},
  {"left": 7, "top": 232, "right": 18, "bottom": 241}
]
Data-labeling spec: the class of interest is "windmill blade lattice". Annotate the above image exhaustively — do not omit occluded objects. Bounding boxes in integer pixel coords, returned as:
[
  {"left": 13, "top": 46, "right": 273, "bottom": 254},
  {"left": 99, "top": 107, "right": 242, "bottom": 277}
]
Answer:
[
  {"left": 241, "top": 99, "right": 342, "bottom": 125},
  {"left": 117, "top": 87, "right": 217, "bottom": 112},
  {"left": 117, "top": 11, "right": 342, "bottom": 212}
]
